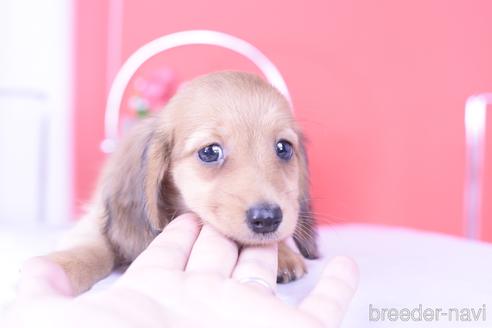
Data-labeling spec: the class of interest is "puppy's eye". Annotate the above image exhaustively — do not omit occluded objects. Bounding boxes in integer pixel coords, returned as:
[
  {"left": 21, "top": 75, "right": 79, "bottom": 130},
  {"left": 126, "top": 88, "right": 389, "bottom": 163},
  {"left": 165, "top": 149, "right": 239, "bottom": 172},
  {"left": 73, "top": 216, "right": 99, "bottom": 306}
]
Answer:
[
  {"left": 275, "top": 140, "right": 293, "bottom": 161},
  {"left": 198, "top": 144, "right": 224, "bottom": 163}
]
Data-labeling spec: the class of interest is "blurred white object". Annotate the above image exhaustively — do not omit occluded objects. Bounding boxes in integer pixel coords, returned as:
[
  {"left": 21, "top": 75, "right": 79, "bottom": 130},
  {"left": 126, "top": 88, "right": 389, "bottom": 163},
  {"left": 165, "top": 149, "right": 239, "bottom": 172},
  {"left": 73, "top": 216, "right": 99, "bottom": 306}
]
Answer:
[
  {"left": 102, "top": 30, "right": 291, "bottom": 153},
  {"left": 0, "top": 0, "right": 73, "bottom": 224},
  {"left": 0, "top": 92, "right": 48, "bottom": 223},
  {"left": 464, "top": 94, "right": 492, "bottom": 239}
]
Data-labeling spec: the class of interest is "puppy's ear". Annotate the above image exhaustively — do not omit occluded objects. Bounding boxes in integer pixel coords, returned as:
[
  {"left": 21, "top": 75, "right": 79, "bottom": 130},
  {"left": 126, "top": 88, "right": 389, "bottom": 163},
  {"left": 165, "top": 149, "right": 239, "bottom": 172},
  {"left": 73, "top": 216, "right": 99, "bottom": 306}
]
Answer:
[
  {"left": 294, "top": 134, "right": 320, "bottom": 259},
  {"left": 101, "top": 119, "right": 174, "bottom": 261},
  {"left": 144, "top": 124, "right": 174, "bottom": 231}
]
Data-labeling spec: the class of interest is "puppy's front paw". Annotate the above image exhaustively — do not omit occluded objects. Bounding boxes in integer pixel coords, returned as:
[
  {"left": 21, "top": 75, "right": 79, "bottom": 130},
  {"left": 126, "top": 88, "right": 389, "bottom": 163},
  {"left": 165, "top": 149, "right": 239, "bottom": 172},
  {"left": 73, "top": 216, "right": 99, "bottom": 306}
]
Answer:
[{"left": 277, "top": 243, "right": 307, "bottom": 283}]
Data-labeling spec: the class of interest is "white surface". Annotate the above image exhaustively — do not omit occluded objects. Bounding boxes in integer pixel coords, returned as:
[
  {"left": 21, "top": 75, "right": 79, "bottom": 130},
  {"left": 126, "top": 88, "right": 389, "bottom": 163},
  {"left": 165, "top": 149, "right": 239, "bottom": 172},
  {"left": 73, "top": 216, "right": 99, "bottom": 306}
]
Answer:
[{"left": 1, "top": 224, "right": 492, "bottom": 327}]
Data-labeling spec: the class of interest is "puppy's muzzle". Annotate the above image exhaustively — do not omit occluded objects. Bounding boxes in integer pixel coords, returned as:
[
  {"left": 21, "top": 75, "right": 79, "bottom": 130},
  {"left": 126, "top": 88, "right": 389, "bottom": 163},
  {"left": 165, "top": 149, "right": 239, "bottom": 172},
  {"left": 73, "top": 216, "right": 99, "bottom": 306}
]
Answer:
[{"left": 246, "top": 203, "right": 282, "bottom": 234}]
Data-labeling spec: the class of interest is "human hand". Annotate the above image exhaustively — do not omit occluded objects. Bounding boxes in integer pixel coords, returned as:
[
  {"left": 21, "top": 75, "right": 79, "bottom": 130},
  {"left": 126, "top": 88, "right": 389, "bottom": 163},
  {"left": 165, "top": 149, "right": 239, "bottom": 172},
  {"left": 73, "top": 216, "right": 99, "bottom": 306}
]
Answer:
[{"left": 7, "top": 213, "right": 358, "bottom": 328}]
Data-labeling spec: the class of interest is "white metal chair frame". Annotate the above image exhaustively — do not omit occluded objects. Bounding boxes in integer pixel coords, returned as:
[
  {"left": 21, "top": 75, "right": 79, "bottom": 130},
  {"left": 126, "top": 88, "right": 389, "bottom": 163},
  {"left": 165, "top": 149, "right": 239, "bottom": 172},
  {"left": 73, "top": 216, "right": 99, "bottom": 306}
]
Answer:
[
  {"left": 101, "top": 30, "right": 292, "bottom": 153},
  {"left": 464, "top": 93, "right": 491, "bottom": 239}
]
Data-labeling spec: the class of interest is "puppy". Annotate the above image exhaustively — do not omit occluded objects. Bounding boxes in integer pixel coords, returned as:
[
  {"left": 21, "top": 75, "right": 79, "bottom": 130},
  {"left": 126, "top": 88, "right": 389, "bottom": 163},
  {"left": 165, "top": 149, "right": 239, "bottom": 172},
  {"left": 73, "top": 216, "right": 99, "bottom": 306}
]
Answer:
[{"left": 45, "top": 71, "right": 319, "bottom": 295}]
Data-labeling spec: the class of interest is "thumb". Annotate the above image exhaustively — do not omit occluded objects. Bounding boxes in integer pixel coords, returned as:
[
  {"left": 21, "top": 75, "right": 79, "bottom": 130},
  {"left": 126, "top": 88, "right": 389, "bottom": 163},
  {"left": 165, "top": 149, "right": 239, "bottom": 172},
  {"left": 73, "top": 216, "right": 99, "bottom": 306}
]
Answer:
[{"left": 299, "top": 256, "right": 359, "bottom": 328}]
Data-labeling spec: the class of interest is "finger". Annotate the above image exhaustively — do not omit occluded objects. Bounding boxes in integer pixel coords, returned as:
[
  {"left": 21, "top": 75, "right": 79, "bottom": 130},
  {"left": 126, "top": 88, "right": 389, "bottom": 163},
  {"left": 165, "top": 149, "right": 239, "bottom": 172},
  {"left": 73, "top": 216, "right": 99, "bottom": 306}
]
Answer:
[
  {"left": 232, "top": 243, "right": 278, "bottom": 294},
  {"left": 299, "top": 256, "right": 359, "bottom": 328},
  {"left": 185, "top": 225, "right": 238, "bottom": 278},
  {"left": 127, "top": 213, "right": 201, "bottom": 274},
  {"left": 18, "top": 257, "right": 73, "bottom": 298}
]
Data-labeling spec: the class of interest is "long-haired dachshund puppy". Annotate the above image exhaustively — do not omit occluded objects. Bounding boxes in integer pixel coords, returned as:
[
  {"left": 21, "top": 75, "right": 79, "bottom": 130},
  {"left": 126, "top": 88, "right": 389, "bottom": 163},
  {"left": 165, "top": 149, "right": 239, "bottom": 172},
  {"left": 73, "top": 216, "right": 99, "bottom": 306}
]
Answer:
[{"left": 45, "top": 71, "right": 319, "bottom": 295}]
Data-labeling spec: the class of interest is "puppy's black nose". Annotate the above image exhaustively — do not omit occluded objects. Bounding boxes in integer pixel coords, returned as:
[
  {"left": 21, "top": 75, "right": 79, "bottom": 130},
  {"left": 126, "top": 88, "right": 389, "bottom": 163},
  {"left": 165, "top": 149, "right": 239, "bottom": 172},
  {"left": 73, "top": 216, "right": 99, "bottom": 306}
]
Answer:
[{"left": 246, "top": 203, "right": 282, "bottom": 234}]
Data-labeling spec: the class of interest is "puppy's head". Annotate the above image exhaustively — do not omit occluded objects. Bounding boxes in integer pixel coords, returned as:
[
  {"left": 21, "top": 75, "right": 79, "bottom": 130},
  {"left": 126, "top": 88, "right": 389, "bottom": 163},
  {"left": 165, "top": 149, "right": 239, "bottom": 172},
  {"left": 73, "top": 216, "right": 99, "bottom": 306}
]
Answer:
[{"left": 151, "top": 72, "right": 310, "bottom": 245}]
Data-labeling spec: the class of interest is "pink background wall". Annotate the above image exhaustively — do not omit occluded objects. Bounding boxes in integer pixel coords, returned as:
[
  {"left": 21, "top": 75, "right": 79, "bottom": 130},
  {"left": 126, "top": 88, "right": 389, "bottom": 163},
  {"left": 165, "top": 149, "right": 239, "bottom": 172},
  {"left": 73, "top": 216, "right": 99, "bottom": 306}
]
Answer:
[{"left": 73, "top": 0, "right": 492, "bottom": 241}]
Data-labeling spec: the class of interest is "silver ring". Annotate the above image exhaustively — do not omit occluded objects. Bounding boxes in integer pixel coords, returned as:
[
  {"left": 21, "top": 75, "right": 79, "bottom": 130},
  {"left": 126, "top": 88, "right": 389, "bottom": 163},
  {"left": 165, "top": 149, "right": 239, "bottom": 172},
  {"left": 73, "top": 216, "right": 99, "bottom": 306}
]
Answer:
[{"left": 238, "top": 277, "right": 275, "bottom": 295}]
